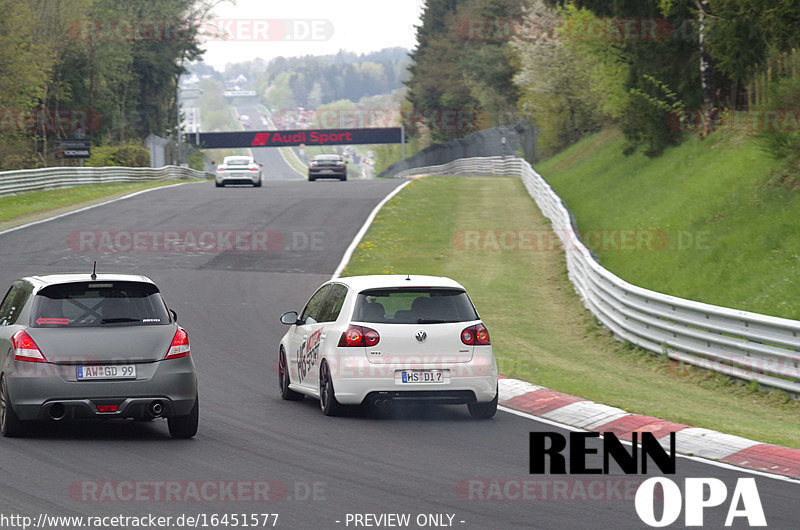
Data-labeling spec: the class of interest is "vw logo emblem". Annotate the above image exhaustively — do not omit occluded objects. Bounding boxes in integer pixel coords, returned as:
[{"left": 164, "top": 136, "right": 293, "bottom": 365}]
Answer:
[{"left": 415, "top": 330, "right": 427, "bottom": 343}]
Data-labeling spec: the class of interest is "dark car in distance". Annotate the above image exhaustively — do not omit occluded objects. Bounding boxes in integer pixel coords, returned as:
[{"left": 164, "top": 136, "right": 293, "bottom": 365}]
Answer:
[{"left": 308, "top": 154, "right": 347, "bottom": 181}]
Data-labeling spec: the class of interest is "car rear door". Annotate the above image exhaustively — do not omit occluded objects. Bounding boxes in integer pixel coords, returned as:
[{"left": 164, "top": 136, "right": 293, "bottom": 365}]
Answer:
[
  {"left": 0, "top": 281, "right": 33, "bottom": 361},
  {"left": 288, "top": 284, "right": 331, "bottom": 391},
  {"left": 311, "top": 284, "right": 348, "bottom": 383}
]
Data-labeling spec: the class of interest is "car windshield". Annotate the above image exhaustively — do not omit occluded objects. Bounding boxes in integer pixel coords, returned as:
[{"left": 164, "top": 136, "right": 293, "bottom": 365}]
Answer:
[
  {"left": 31, "top": 281, "right": 171, "bottom": 327},
  {"left": 353, "top": 288, "right": 478, "bottom": 324}
]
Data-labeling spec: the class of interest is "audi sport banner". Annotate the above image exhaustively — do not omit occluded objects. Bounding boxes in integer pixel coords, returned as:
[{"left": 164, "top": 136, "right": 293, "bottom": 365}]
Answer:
[{"left": 191, "top": 127, "right": 403, "bottom": 148}]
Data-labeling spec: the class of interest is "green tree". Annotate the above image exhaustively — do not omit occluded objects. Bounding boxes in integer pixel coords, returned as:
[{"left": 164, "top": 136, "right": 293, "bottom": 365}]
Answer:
[
  {"left": 512, "top": 2, "right": 605, "bottom": 155},
  {"left": 540, "top": 0, "right": 700, "bottom": 155},
  {"left": 406, "top": 0, "right": 528, "bottom": 143},
  {"left": 0, "top": 0, "right": 51, "bottom": 168}
]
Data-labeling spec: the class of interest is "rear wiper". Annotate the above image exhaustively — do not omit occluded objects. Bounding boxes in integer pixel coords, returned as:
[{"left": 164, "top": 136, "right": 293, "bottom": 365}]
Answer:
[{"left": 100, "top": 318, "right": 140, "bottom": 324}]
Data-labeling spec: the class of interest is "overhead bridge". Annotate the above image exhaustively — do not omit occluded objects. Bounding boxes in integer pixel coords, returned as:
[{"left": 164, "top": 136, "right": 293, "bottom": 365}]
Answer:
[{"left": 187, "top": 127, "right": 404, "bottom": 149}]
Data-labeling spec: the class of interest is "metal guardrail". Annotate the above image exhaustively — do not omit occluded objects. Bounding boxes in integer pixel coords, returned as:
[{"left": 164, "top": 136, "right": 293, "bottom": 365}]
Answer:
[
  {"left": 393, "top": 156, "right": 800, "bottom": 397},
  {"left": 0, "top": 166, "right": 209, "bottom": 197}
]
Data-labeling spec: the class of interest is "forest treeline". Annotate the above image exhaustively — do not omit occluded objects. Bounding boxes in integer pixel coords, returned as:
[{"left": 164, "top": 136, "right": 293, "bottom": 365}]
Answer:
[
  {"left": 4, "top": 0, "right": 799, "bottom": 171},
  {"left": 254, "top": 48, "right": 411, "bottom": 110},
  {"left": 0, "top": 0, "right": 208, "bottom": 169},
  {"left": 406, "top": 0, "right": 800, "bottom": 160}
]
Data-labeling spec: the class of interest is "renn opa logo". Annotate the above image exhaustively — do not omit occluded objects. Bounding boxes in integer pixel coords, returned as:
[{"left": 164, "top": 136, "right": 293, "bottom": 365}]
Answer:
[{"left": 530, "top": 432, "right": 766, "bottom": 527}]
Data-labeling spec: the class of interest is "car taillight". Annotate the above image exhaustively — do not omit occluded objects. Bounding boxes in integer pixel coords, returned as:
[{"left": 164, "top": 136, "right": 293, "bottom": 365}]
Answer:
[
  {"left": 339, "top": 325, "right": 380, "bottom": 347},
  {"left": 165, "top": 327, "right": 190, "bottom": 360},
  {"left": 217, "top": 167, "right": 225, "bottom": 171},
  {"left": 250, "top": 167, "right": 259, "bottom": 171},
  {"left": 11, "top": 330, "right": 47, "bottom": 363},
  {"left": 461, "top": 323, "right": 490, "bottom": 346}
]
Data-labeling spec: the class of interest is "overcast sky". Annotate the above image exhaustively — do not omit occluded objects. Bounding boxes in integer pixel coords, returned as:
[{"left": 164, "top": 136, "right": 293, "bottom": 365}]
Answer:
[{"left": 198, "top": 0, "right": 426, "bottom": 68}]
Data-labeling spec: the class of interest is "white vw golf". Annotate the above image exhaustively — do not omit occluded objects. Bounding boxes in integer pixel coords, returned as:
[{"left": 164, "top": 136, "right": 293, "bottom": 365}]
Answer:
[{"left": 278, "top": 275, "right": 498, "bottom": 418}]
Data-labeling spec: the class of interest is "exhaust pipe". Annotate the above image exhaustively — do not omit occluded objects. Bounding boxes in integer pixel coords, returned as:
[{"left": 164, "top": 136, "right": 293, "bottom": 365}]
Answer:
[
  {"left": 49, "top": 403, "right": 66, "bottom": 421},
  {"left": 373, "top": 398, "right": 392, "bottom": 408},
  {"left": 148, "top": 400, "right": 164, "bottom": 418}
]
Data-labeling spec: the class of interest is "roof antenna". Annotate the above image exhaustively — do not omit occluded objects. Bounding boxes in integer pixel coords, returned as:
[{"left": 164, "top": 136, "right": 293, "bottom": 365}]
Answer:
[
  {"left": 405, "top": 274, "right": 411, "bottom": 281},
  {"left": 91, "top": 261, "right": 97, "bottom": 281}
]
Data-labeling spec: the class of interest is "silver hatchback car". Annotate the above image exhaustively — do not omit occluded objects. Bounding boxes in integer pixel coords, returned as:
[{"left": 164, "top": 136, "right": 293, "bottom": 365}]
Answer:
[{"left": 0, "top": 273, "right": 198, "bottom": 438}]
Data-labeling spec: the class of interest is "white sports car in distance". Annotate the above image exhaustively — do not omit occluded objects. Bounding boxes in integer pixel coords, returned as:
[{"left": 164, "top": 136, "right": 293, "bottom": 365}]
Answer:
[
  {"left": 215, "top": 156, "right": 262, "bottom": 187},
  {"left": 277, "top": 275, "right": 498, "bottom": 418}
]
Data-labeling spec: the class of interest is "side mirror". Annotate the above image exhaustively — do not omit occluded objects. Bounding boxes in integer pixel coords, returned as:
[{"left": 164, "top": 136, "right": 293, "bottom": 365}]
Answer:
[
  {"left": 170, "top": 309, "right": 178, "bottom": 322},
  {"left": 280, "top": 311, "right": 299, "bottom": 325}
]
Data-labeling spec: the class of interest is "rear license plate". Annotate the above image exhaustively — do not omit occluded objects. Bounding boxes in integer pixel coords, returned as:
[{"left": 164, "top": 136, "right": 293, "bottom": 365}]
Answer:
[
  {"left": 77, "top": 365, "right": 136, "bottom": 380},
  {"left": 321, "top": 169, "right": 334, "bottom": 174},
  {"left": 397, "top": 370, "right": 448, "bottom": 384}
]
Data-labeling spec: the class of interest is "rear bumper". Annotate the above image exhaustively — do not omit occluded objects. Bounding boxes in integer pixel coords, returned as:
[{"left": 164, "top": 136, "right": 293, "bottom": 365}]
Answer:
[
  {"left": 4, "top": 357, "right": 197, "bottom": 421},
  {"left": 334, "top": 375, "right": 497, "bottom": 406},
  {"left": 323, "top": 351, "right": 497, "bottom": 405},
  {"left": 364, "top": 389, "right": 481, "bottom": 405},
  {"left": 34, "top": 396, "right": 194, "bottom": 421},
  {"left": 216, "top": 174, "right": 261, "bottom": 185},
  {"left": 308, "top": 168, "right": 346, "bottom": 178}
]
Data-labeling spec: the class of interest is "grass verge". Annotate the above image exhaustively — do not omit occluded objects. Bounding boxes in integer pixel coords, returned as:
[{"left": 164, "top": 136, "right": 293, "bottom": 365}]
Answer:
[
  {"left": 536, "top": 128, "right": 800, "bottom": 320},
  {"left": 341, "top": 176, "right": 800, "bottom": 448},
  {"left": 0, "top": 181, "right": 198, "bottom": 232}
]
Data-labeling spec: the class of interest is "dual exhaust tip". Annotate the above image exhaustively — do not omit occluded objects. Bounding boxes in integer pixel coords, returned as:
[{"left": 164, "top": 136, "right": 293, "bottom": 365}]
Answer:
[
  {"left": 372, "top": 398, "right": 392, "bottom": 408},
  {"left": 47, "top": 400, "right": 164, "bottom": 420}
]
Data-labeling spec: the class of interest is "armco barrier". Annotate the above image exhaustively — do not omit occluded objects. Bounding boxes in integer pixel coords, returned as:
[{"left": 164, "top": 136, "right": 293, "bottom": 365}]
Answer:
[
  {"left": 392, "top": 156, "right": 800, "bottom": 397},
  {"left": 0, "top": 166, "right": 208, "bottom": 197}
]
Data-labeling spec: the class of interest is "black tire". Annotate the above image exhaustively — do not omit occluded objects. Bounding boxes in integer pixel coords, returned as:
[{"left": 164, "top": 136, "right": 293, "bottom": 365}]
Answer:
[
  {"left": 467, "top": 386, "right": 498, "bottom": 419},
  {"left": 319, "top": 361, "right": 343, "bottom": 416},
  {"left": 254, "top": 179, "right": 262, "bottom": 187},
  {"left": 308, "top": 175, "right": 316, "bottom": 182},
  {"left": 340, "top": 175, "right": 347, "bottom": 181},
  {"left": 168, "top": 394, "right": 199, "bottom": 438},
  {"left": 0, "top": 377, "right": 23, "bottom": 437},
  {"left": 279, "top": 349, "right": 303, "bottom": 401},
  {"left": 215, "top": 181, "right": 223, "bottom": 188}
]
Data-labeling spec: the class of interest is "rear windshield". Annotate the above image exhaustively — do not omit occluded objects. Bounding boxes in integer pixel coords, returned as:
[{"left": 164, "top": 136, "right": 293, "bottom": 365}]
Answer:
[
  {"left": 315, "top": 155, "right": 341, "bottom": 161},
  {"left": 353, "top": 288, "right": 478, "bottom": 324},
  {"left": 225, "top": 158, "right": 251, "bottom": 166},
  {"left": 31, "top": 281, "right": 171, "bottom": 327}
]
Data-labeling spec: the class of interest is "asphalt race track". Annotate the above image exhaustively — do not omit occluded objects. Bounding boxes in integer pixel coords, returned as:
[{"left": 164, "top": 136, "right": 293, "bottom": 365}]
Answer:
[
  {"left": 236, "top": 102, "right": 304, "bottom": 181},
  {"left": 0, "top": 179, "right": 798, "bottom": 529}
]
